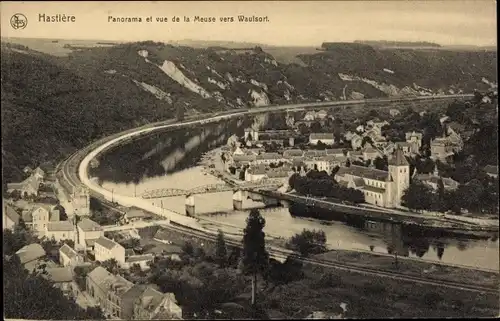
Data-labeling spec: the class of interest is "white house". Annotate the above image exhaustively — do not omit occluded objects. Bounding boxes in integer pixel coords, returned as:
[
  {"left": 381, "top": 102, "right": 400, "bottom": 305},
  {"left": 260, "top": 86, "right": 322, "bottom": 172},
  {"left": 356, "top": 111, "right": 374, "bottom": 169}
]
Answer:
[
  {"left": 309, "top": 133, "right": 335, "bottom": 145},
  {"left": 59, "top": 243, "right": 84, "bottom": 267},
  {"left": 45, "top": 221, "right": 76, "bottom": 242},
  {"left": 30, "top": 205, "right": 60, "bottom": 235},
  {"left": 94, "top": 236, "right": 126, "bottom": 265},
  {"left": 77, "top": 218, "right": 104, "bottom": 249}
]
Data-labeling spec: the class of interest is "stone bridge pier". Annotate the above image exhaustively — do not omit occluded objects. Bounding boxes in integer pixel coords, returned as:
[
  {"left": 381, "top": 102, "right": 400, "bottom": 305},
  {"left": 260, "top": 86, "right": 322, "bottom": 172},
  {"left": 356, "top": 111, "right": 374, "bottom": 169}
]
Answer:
[
  {"left": 185, "top": 194, "right": 195, "bottom": 216},
  {"left": 232, "top": 190, "right": 246, "bottom": 211}
]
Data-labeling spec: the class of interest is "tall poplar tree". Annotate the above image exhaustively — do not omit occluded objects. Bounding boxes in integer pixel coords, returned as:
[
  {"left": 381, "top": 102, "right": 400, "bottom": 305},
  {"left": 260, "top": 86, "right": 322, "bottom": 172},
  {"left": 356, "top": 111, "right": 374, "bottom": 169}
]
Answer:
[
  {"left": 215, "top": 229, "right": 227, "bottom": 267},
  {"left": 241, "top": 209, "right": 269, "bottom": 306}
]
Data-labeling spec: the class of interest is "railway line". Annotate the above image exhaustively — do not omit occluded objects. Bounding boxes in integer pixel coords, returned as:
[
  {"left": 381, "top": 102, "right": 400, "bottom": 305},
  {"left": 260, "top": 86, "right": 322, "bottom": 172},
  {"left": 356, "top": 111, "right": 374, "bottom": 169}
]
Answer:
[{"left": 56, "top": 94, "right": 499, "bottom": 295}]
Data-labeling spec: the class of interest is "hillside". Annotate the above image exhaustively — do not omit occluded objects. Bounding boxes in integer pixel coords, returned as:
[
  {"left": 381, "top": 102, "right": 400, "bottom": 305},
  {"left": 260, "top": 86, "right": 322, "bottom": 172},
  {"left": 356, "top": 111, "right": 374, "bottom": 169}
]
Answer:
[{"left": 1, "top": 40, "right": 497, "bottom": 183}]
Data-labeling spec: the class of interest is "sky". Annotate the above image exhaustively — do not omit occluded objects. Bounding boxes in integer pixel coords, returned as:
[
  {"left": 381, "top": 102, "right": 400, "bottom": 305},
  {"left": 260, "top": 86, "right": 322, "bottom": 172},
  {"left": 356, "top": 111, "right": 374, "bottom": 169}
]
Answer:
[{"left": 1, "top": 1, "right": 497, "bottom": 46}]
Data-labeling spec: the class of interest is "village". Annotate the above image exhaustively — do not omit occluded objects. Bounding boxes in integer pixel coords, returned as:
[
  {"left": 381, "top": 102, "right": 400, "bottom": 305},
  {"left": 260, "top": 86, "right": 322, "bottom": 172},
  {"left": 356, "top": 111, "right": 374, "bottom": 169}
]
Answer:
[{"left": 219, "top": 107, "right": 497, "bottom": 212}]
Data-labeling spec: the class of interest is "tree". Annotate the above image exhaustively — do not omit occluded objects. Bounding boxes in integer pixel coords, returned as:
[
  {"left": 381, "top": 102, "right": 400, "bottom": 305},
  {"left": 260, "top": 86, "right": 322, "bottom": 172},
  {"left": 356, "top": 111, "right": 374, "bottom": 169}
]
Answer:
[
  {"left": 401, "top": 181, "right": 435, "bottom": 212},
  {"left": 241, "top": 209, "right": 269, "bottom": 307},
  {"left": 373, "top": 156, "right": 388, "bottom": 171},
  {"left": 55, "top": 204, "right": 68, "bottom": 221},
  {"left": 182, "top": 241, "right": 194, "bottom": 256},
  {"left": 4, "top": 254, "right": 105, "bottom": 320},
  {"left": 286, "top": 229, "right": 327, "bottom": 256},
  {"left": 215, "top": 230, "right": 228, "bottom": 267},
  {"left": 101, "top": 258, "right": 120, "bottom": 274},
  {"left": 130, "top": 263, "right": 142, "bottom": 275}
]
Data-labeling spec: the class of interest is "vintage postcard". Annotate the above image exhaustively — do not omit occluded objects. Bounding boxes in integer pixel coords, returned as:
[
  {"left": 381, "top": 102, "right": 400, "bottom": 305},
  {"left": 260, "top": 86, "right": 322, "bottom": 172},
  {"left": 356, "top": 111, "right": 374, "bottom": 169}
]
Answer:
[{"left": 1, "top": 1, "right": 498, "bottom": 319}]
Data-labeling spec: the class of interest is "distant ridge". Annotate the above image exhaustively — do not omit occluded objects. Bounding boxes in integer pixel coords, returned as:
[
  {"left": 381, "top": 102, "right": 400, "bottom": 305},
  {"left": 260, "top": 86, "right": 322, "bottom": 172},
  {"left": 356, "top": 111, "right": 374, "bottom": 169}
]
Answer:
[{"left": 355, "top": 40, "right": 441, "bottom": 48}]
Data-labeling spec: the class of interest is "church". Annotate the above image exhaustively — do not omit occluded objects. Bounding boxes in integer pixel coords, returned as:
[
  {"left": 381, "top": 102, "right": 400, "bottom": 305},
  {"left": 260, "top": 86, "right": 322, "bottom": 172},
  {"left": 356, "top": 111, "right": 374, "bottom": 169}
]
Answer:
[{"left": 334, "top": 148, "right": 410, "bottom": 208}]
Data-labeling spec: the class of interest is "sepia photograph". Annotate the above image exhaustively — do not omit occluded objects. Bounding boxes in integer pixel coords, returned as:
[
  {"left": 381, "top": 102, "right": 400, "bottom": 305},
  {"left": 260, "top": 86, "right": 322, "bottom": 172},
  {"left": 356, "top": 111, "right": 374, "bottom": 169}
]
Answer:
[{"left": 1, "top": 0, "right": 498, "bottom": 319}]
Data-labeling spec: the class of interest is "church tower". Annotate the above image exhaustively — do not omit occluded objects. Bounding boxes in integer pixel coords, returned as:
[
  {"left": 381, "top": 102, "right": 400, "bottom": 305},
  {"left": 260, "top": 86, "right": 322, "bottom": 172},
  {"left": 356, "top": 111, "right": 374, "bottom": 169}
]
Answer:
[{"left": 388, "top": 147, "right": 410, "bottom": 207}]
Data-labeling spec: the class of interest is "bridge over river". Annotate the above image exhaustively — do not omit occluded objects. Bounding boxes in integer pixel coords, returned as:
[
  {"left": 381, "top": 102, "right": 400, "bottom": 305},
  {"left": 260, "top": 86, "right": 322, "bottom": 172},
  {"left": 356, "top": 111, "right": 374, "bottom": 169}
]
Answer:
[{"left": 141, "top": 180, "right": 284, "bottom": 199}]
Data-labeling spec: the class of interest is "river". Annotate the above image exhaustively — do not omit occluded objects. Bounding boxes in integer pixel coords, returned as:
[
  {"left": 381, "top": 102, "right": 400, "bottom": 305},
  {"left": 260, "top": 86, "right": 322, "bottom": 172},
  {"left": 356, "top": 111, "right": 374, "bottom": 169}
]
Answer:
[
  {"left": 98, "top": 165, "right": 499, "bottom": 270},
  {"left": 89, "top": 113, "right": 498, "bottom": 271}
]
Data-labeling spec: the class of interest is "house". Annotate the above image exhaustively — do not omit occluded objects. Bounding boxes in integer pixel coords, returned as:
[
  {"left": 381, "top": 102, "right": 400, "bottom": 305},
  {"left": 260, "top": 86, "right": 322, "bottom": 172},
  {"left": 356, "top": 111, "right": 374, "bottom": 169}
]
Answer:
[
  {"left": 77, "top": 218, "right": 104, "bottom": 249},
  {"left": 3, "top": 202, "right": 20, "bottom": 230},
  {"left": 413, "top": 173, "right": 460, "bottom": 191},
  {"left": 153, "top": 229, "right": 174, "bottom": 245},
  {"left": 232, "top": 146, "right": 245, "bottom": 156},
  {"left": 326, "top": 148, "right": 348, "bottom": 158},
  {"left": 28, "top": 204, "right": 60, "bottom": 234},
  {"left": 430, "top": 137, "right": 455, "bottom": 161},
  {"left": 254, "top": 153, "right": 284, "bottom": 165},
  {"left": 15, "top": 243, "right": 47, "bottom": 272},
  {"left": 350, "top": 135, "right": 363, "bottom": 150},
  {"left": 335, "top": 148, "right": 410, "bottom": 208},
  {"left": 283, "top": 149, "right": 304, "bottom": 158},
  {"left": 394, "top": 142, "right": 413, "bottom": 156},
  {"left": 303, "top": 111, "right": 317, "bottom": 121},
  {"left": 309, "top": 133, "right": 335, "bottom": 146},
  {"left": 43, "top": 266, "right": 74, "bottom": 298},
  {"left": 122, "top": 208, "right": 151, "bottom": 224},
  {"left": 86, "top": 266, "right": 145, "bottom": 319},
  {"left": 362, "top": 145, "right": 382, "bottom": 162},
  {"left": 230, "top": 154, "right": 257, "bottom": 171},
  {"left": 366, "top": 119, "right": 389, "bottom": 130},
  {"left": 389, "top": 109, "right": 401, "bottom": 117},
  {"left": 71, "top": 185, "right": 90, "bottom": 216},
  {"left": 7, "top": 176, "right": 40, "bottom": 197},
  {"left": 45, "top": 221, "right": 76, "bottom": 242},
  {"left": 123, "top": 254, "right": 155, "bottom": 270},
  {"left": 59, "top": 243, "right": 84, "bottom": 267},
  {"left": 23, "top": 166, "right": 34, "bottom": 174},
  {"left": 483, "top": 165, "right": 498, "bottom": 179},
  {"left": 311, "top": 156, "right": 347, "bottom": 173},
  {"left": 133, "top": 286, "right": 183, "bottom": 320},
  {"left": 33, "top": 167, "right": 46, "bottom": 181},
  {"left": 94, "top": 236, "right": 126, "bottom": 265},
  {"left": 405, "top": 131, "right": 423, "bottom": 151},
  {"left": 245, "top": 165, "right": 269, "bottom": 182},
  {"left": 383, "top": 142, "right": 396, "bottom": 156}
]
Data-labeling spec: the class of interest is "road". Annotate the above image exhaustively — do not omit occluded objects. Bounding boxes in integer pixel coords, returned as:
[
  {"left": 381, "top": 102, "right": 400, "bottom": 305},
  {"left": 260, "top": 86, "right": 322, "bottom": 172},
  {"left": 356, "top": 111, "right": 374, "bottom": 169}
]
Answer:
[{"left": 56, "top": 94, "right": 500, "bottom": 294}]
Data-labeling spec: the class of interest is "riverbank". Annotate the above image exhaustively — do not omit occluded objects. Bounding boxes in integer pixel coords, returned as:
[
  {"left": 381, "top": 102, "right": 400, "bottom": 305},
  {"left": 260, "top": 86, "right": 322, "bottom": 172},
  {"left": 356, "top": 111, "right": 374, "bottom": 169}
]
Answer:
[
  {"left": 134, "top": 224, "right": 499, "bottom": 318},
  {"left": 200, "top": 149, "right": 498, "bottom": 235}
]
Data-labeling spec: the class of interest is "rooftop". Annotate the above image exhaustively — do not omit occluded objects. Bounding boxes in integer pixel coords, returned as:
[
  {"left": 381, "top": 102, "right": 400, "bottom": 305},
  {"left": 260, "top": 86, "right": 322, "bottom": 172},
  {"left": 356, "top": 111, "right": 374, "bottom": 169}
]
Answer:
[
  {"left": 4, "top": 203, "right": 20, "bottom": 224},
  {"left": 126, "top": 254, "right": 154, "bottom": 263},
  {"left": 363, "top": 185, "right": 386, "bottom": 194},
  {"left": 310, "top": 133, "right": 335, "bottom": 140},
  {"left": 388, "top": 148, "right": 409, "bottom": 166},
  {"left": 78, "top": 218, "right": 102, "bottom": 232},
  {"left": 336, "top": 165, "right": 389, "bottom": 182},
  {"left": 125, "top": 208, "right": 151, "bottom": 219},
  {"left": 16, "top": 243, "right": 46, "bottom": 264},
  {"left": 47, "top": 220, "right": 74, "bottom": 232},
  {"left": 43, "top": 266, "right": 73, "bottom": 283},
  {"left": 94, "top": 236, "right": 121, "bottom": 250},
  {"left": 59, "top": 243, "right": 79, "bottom": 260}
]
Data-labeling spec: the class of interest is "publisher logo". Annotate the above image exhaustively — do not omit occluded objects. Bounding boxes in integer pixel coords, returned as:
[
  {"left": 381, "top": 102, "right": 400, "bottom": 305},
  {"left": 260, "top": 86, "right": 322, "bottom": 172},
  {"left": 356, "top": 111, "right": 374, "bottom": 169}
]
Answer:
[{"left": 11, "top": 13, "right": 28, "bottom": 30}]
